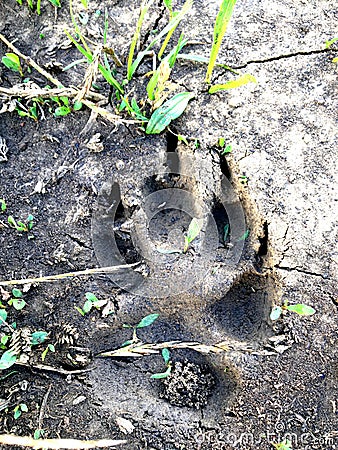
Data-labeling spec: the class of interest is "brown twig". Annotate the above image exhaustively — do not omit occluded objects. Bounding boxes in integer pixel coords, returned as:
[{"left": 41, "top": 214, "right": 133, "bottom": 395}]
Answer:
[
  {"left": 0, "top": 86, "right": 106, "bottom": 103},
  {"left": 38, "top": 383, "right": 52, "bottom": 430},
  {"left": 0, "top": 33, "right": 62, "bottom": 87},
  {"left": 14, "top": 361, "right": 94, "bottom": 376},
  {"left": 99, "top": 340, "right": 230, "bottom": 358},
  {"left": 0, "top": 262, "right": 141, "bottom": 287}
]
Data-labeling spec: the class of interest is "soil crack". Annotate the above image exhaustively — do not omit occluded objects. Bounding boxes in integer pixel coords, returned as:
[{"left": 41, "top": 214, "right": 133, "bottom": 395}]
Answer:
[
  {"left": 232, "top": 47, "right": 335, "bottom": 70},
  {"left": 275, "top": 265, "right": 329, "bottom": 279}
]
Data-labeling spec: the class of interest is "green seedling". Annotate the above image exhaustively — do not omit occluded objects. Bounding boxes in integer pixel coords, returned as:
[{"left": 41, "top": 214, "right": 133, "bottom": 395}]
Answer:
[
  {"left": 34, "top": 429, "right": 44, "bottom": 440},
  {"left": 184, "top": 217, "right": 203, "bottom": 253},
  {"left": 325, "top": 37, "right": 338, "bottom": 48},
  {"left": 8, "top": 288, "right": 26, "bottom": 311},
  {"left": 205, "top": 0, "right": 237, "bottom": 83},
  {"left": 209, "top": 73, "right": 257, "bottom": 93},
  {"left": 41, "top": 343, "right": 55, "bottom": 362},
  {"left": 272, "top": 440, "right": 292, "bottom": 450},
  {"left": 123, "top": 313, "right": 159, "bottom": 344},
  {"left": 0, "top": 309, "right": 8, "bottom": 327},
  {"left": 146, "top": 91, "right": 194, "bottom": 134},
  {"left": 218, "top": 138, "right": 232, "bottom": 154},
  {"left": 75, "top": 292, "right": 107, "bottom": 316},
  {"left": 13, "top": 403, "right": 28, "bottom": 420},
  {"left": 0, "top": 199, "right": 6, "bottom": 213},
  {"left": 270, "top": 301, "right": 316, "bottom": 321},
  {"left": 128, "top": 0, "right": 193, "bottom": 81},
  {"left": 15, "top": 100, "right": 39, "bottom": 121},
  {"left": 239, "top": 229, "right": 249, "bottom": 240},
  {"left": 1, "top": 53, "right": 23, "bottom": 76},
  {"left": 223, "top": 224, "right": 230, "bottom": 243},
  {"left": 8, "top": 214, "right": 34, "bottom": 238},
  {"left": 118, "top": 97, "right": 148, "bottom": 121},
  {"left": 151, "top": 348, "right": 172, "bottom": 379},
  {"left": 239, "top": 175, "right": 248, "bottom": 185},
  {"left": 0, "top": 350, "right": 17, "bottom": 370},
  {"left": 0, "top": 335, "right": 10, "bottom": 350},
  {"left": 31, "top": 331, "right": 49, "bottom": 345}
]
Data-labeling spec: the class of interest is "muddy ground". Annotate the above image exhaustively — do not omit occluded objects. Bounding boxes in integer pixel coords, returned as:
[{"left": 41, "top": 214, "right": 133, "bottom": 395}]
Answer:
[{"left": 0, "top": 0, "right": 337, "bottom": 449}]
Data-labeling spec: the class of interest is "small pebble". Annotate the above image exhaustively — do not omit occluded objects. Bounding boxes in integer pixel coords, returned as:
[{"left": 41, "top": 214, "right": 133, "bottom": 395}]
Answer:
[{"left": 116, "top": 160, "right": 125, "bottom": 170}]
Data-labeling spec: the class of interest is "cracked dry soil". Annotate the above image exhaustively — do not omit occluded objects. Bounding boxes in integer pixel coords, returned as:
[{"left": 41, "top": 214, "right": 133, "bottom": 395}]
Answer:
[{"left": 0, "top": 0, "right": 338, "bottom": 449}]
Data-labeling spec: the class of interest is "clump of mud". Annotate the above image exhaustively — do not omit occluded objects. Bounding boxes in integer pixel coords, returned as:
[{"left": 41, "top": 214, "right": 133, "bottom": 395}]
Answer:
[{"left": 159, "top": 359, "right": 215, "bottom": 409}]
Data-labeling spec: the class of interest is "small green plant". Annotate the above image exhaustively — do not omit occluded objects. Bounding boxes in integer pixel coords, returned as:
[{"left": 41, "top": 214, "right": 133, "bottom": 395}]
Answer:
[
  {"left": 1, "top": 53, "right": 23, "bottom": 76},
  {"left": 209, "top": 73, "right": 257, "bottom": 93},
  {"left": 272, "top": 440, "right": 292, "bottom": 450},
  {"left": 0, "top": 350, "right": 17, "bottom": 370},
  {"left": 75, "top": 292, "right": 107, "bottom": 316},
  {"left": 183, "top": 217, "right": 203, "bottom": 253},
  {"left": 8, "top": 214, "right": 34, "bottom": 234},
  {"left": 151, "top": 348, "right": 172, "bottom": 379},
  {"left": 8, "top": 289, "right": 26, "bottom": 311},
  {"left": 33, "top": 429, "right": 44, "bottom": 440},
  {"left": 218, "top": 138, "right": 232, "bottom": 154},
  {"left": 122, "top": 313, "right": 159, "bottom": 344},
  {"left": 239, "top": 229, "right": 250, "bottom": 241},
  {"left": 13, "top": 403, "right": 28, "bottom": 420},
  {"left": 31, "top": 331, "right": 49, "bottom": 346},
  {"left": 15, "top": 99, "right": 39, "bottom": 121},
  {"left": 41, "top": 343, "right": 55, "bottom": 362},
  {"left": 270, "top": 301, "right": 316, "bottom": 321},
  {"left": 0, "top": 199, "right": 6, "bottom": 213},
  {"left": 16, "top": 0, "right": 61, "bottom": 15},
  {"left": 146, "top": 92, "right": 194, "bottom": 134},
  {"left": 205, "top": 0, "right": 237, "bottom": 83}
]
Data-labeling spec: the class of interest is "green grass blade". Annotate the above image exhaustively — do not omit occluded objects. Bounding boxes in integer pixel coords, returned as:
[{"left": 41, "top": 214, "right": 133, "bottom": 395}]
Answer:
[
  {"left": 98, "top": 64, "right": 124, "bottom": 93},
  {"left": 209, "top": 74, "right": 257, "bottom": 93},
  {"left": 64, "top": 30, "right": 93, "bottom": 61},
  {"left": 158, "top": 11, "right": 179, "bottom": 59},
  {"left": 127, "top": 0, "right": 155, "bottom": 80},
  {"left": 129, "top": 0, "right": 192, "bottom": 79},
  {"left": 205, "top": 0, "right": 237, "bottom": 83}
]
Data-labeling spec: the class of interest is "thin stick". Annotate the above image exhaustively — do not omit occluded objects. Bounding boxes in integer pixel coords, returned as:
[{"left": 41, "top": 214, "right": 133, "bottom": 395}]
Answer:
[
  {"left": 15, "top": 361, "right": 94, "bottom": 376},
  {"left": 0, "top": 435, "right": 127, "bottom": 449},
  {"left": 0, "top": 33, "right": 62, "bottom": 88},
  {"left": 0, "top": 86, "right": 106, "bottom": 103},
  {"left": 82, "top": 100, "right": 142, "bottom": 124},
  {"left": 0, "top": 263, "right": 141, "bottom": 287},
  {"left": 38, "top": 383, "right": 52, "bottom": 430}
]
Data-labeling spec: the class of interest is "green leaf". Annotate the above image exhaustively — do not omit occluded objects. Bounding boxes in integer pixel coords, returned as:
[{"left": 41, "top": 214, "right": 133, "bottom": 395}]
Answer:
[
  {"left": 270, "top": 306, "right": 282, "bottom": 321},
  {"left": 286, "top": 304, "right": 316, "bottom": 316},
  {"left": 85, "top": 292, "right": 98, "bottom": 302},
  {"left": 2, "top": 53, "right": 22, "bottom": 76},
  {"left": 82, "top": 299, "right": 93, "bottom": 314},
  {"left": 178, "top": 134, "right": 188, "bottom": 145},
  {"left": 223, "top": 224, "right": 229, "bottom": 242},
  {"left": 31, "top": 331, "right": 48, "bottom": 346},
  {"left": 0, "top": 350, "right": 17, "bottom": 370},
  {"left": 12, "top": 298, "right": 26, "bottom": 310},
  {"left": 73, "top": 100, "right": 83, "bottom": 111},
  {"left": 184, "top": 217, "right": 203, "bottom": 252},
  {"left": 209, "top": 74, "right": 257, "bottom": 93},
  {"left": 48, "top": 344, "right": 55, "bottom": 352},
  {"left": 7, "top": 216, "right": 17, "bottom": 227},
  {"left": 1, "top": 335, "right": 9, "bottom": 346},
  {"left": 163, "top": 0, "right": 172, "bottom": 11},
  {"left": 239, "top": 229, "right": 250, "bottom": 241},
  {"left": 205, "top": 0, "right": 237, "bottom": 83},
  {"left": 48, "top": 0, "right": 61, "bottom": 6},
  {"left": 222, "top": 144, "right": 232, "bottom": 154},
  {"left": 54, "top": 106, "right": 71, "bottom": 117},
  {"left": 121, "top": 340, "right": 133, "bottom": 347},
  {"left": 333, "top": 57, "right": 338, "bottom": 63},
  {"left": 13, "top": 408, "right": 21, "bottom": 420},
  {"left": 75, "top": 306, "right": 85, "bottom": 316},
  {"left": 136, "top": 313, "right": 159, "bottom": 328},
  {"left": 325, "top": 37, "right": 338, "bottom": 48},
  {"left": 146, "top": 92, "right": 194, "bottom": 134},
  {"left": 0, "top": 310, "right": 8, "bottom": 324},
  {"left": 34, "top": 429, "right": 44, "bottom": 440},
  {"left": 0, "top": 199, "right": 6, "bottom": 212},
  {"left": 12, "top": 289, "right": 23, "bottom": 298},
  {"left": 162, "top": 348, "right": 170, "bottom": 365},
  {"left": 151, "top": 366, "right": 171, "bottom": 379}
]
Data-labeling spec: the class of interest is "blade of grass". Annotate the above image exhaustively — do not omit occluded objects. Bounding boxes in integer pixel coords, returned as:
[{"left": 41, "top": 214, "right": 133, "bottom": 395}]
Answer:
[
  {"left": 205, "top": 0, "right": 237, "bottom": 83},
  {"left": 69, "top": 0, "right": 91, "bottom": 55},
  {"left": 209, "top": 73, "right": 257, "bottom": 93},
  {"left": 129, "top": 0, "right": 193, "bottom": 80},
  {"left": 127, "top": 0, "right": 155, "bottom": 80}
]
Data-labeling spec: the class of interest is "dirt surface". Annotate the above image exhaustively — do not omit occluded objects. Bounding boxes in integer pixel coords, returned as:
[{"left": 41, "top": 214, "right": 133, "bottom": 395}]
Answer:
[{"left": 0, "top": 0, "right": 337, "bottom": 449}]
